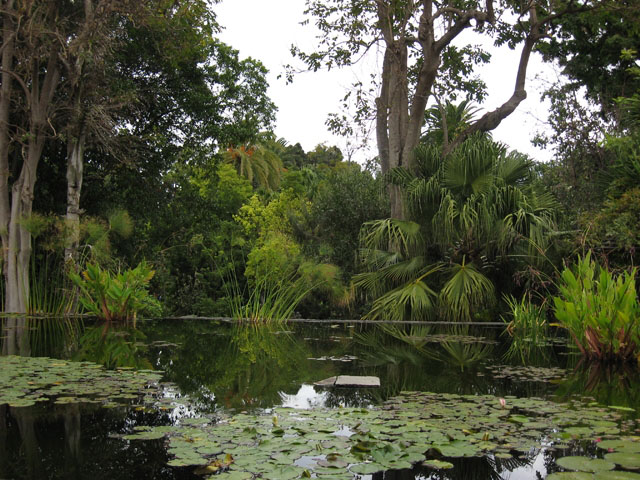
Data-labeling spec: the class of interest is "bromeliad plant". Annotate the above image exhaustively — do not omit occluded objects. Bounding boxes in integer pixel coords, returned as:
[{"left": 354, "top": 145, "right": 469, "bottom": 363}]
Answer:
[
  {"left": 553, "top": 253, "right": 640, "bottom": 362},
  {"left": 69, "top": 261, "right": 161, "bottom": 328}
]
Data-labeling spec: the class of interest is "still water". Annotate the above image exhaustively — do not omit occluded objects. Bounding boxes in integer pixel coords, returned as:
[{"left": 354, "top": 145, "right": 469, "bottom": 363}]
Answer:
[{"left": 1, "top": 318, "right": 639, "bottom": 479}]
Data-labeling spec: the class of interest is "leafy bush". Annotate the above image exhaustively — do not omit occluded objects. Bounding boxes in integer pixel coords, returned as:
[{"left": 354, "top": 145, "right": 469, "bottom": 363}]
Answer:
[
  {"left": 69, "top": 261, "right": 161, "bottom": 324},
  {"left": 552, "top": 253, "right": 640, "bottom": 362}
]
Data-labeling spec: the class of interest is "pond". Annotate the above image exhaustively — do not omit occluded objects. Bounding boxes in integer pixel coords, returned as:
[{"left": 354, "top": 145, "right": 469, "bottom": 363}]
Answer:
[{"left": 2, "top": 318, "right": 640, "bottom": 480}]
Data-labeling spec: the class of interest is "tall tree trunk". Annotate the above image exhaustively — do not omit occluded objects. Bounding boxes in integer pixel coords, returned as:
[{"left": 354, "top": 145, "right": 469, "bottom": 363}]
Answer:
[
  {"left": 63, "top": 0, "right": 94, "bottom": 271},
  {"left": 0, "top": 1, "right": 15, "bottom": 303},
  {"left": 373, "top": 1, "right": 543, "bottom": 219},
  {"left": 6, "top": 133, "right": 46, "bottom": 313},
  {"left": 376, "top": 2, "right": 442, "bottom": 219},
  {"left": 65, "top": 133, "right": 85, "bottom": 266},
  {"left": 2, "top": 18, "right": 60, "bottom": 313}
]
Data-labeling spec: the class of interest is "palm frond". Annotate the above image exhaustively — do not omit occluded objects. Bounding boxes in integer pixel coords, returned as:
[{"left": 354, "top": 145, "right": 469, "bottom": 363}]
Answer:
[
  {"left": 359, "top": 218, "right": 423, "bottom": 256},
  {"left": 496, "top": 151, "right": 532, "bottom": 186},
  {"left": 439, "top": 259, "right": 495, "bottom": 321},
  {"left": 364, "top": 277, "right": 438, "bottom": 321},
  {"left": 354, "top": 256, "right": 434, "bottom": 296}
]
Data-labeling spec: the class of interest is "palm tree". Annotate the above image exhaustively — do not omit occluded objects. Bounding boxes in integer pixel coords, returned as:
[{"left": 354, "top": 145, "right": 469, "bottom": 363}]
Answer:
[
  {"left": 223, "top": 135, "right": 284, "bottom": 190},
  {"left": 355, "top": 132, "right": 557, "bottom": 322},
  {"left": 421, "top": 99, "right": 482, "bottom": 148}
]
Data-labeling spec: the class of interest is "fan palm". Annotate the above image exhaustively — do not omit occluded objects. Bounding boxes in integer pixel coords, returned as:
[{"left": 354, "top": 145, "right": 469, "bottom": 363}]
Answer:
[
  {"left": 421, "top": 99, "right": 483, "bottom": 147},
  {"left": 356, "top": 133, "right": 557, "bottom": 321},
  {"left": 223, "top": 137, "right": 284, "bottom": 190}
]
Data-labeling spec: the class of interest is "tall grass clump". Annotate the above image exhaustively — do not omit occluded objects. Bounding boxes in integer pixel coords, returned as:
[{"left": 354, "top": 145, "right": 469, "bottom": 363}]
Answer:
[
  {"left": 553, "top": 252, "right": 640, "bottom": 363},
  {"left": 501, "top": 295, "right": 549, "bottom": 362},
  {"left": 228, "top": 270, "right": 314, "bottom": 324},
  {"left": 228, "top": 261, "right": 345, "bottom": 324}
]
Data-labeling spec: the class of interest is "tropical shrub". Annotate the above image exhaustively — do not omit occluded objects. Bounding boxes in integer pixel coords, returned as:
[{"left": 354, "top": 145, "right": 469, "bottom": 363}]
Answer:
[
  {"left": 552, "top": 253, "right": 640, "bottom": 362},
  {"left": 69, "top": 261, "right": 161, "bottom": 326}
]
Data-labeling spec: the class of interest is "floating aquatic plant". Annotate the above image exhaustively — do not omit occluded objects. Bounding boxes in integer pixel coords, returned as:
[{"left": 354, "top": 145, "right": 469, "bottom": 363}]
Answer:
[
  {"left": 0, "top": 355, "right": 163, "bottom": 408},
  {"left": 122, "top": 391, "right": 637, "bottom": 479}
]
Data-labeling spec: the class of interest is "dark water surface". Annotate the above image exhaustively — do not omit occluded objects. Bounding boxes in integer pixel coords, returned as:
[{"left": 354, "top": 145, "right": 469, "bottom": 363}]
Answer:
[{"left": 1, "top": 318, "right": 640, "bottom": 479}]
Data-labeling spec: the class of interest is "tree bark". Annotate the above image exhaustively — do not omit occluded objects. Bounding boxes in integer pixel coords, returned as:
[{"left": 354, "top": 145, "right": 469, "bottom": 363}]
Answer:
[
  {"left": 372, "top": 1, "right": 549, "bottom": 219},
  {"left": 442, "top": 6, "right": 541, "bottom": 156},
  {"left": 2, "top": 9, "right": 60, "bottom": 313},
  {"left": 0, "top": 1, "right": 15, "bottom": 302},
  {"left": 376, "top": 1, "right": 485, "bottom": 219},
  {"left": 65, "top": 133, "right": 85, "bottom": 267}
]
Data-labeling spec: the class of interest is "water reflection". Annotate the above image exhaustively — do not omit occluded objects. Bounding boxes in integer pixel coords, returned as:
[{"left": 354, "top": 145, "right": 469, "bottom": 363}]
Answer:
[
  {"left": 73, "top": 325, "right": 152, "bottom": 369},
  {"left": 3, "top": 318, "right": 640, "bottom": 480},
  {"left": 555, "top": 361, "right": 640, "bottom": 410},
  {"left": 1, "top": 317, "right": 31, "bottom": 356},
  {"left": 352, "top": 324, "right": 498, "bottom": 398},
  {"left": 2, "top": 316, "right": 83, "bottom": 359},
  {"left": 145, "top": 321, "right": 335, "bottom": 412},
  {"left": 0, "top": 402, "right": 197, "bottom": 480},
  {"left": 279, "top": 384, "right": 328, "bottom": 409}
]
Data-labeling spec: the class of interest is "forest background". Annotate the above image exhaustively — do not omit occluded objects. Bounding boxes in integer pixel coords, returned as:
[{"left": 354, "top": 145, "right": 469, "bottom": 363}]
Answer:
[{"left": 0, "top": 0, "right": 639, "bottom": 325}]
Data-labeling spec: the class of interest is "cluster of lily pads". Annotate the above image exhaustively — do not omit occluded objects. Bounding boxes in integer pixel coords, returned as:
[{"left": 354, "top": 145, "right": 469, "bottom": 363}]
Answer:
[
  {"left": 487, "top": 364, "right": 568, "bottom": 383},
  {"left": 550, "top": 439, "right": 640, "bottom": 479},
  {"left": 121, "top": 391, "right": 640, "bottom": 479},
  {"left": 0, "top": 355, "right": 163, "bottom": 408},
  {"left": 422, "top": 334, "right": 497, "bottom": 345}
]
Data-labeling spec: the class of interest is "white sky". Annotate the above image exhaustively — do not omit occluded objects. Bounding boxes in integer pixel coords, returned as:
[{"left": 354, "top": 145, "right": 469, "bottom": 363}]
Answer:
[{"left": 215, "top": 0, "right": 554, "bottom": 164}]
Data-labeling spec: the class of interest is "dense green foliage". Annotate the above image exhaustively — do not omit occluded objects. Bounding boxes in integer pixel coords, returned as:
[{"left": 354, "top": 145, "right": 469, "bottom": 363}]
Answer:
[{"left": 1, "top": 0, "right": 639, "bottom": 356}]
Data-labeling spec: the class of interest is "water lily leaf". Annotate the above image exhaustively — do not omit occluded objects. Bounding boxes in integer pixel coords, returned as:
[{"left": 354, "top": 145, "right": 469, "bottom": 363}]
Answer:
[
  {"left": 599, "top": 440, "right": 640, "bottom": 453},
  {"left": 557, "top": 456, "right": 616, "bottom": 472},
  {"left": 605, "top": 452, "right": 640, "bottom": 470},
  {"left": 216, "top": 471, "right": 253, "bottom": 479},
  {"left": 123, "top": 430, "right": 166, "bottom": 441},
  {"left": 261, "top": 465, "right": 304, "bottom": 479},
  {"left": 609, "top": 406, "right": 635, "bottom": 412},
  {"left": 594, "top": 472, "right": 640, "bottom": 479},
  {"left": 422, "top": 459, "right": 454, "bottom": 469},
  {"left": 564, "top": 427, "right": 595, "bottom": 437},
  {"left": 349, "top": 462, "right": 386, "bottom": 474}
]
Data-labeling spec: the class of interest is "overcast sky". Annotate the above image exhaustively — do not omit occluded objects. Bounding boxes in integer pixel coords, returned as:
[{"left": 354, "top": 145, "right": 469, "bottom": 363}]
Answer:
[{"left": 215, "top": 0, "right": 555, "bottom": 164}]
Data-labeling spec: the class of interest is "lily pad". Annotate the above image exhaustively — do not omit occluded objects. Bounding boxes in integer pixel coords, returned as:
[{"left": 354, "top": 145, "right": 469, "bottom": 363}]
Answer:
[
  {"left": 0, "top": 355, "right": 163, "bottom": 409},
  {"left": 595, "top": 472, "right": 640, "bottom": 479},
  {"left": 557, "top": 456, "right": 615, "bottom": 472},
  {"left": 605, "top": 452, "right": 640, "bottom": 470},
  {"left": 422, "top": 459, "right": 454, "bottom": 469},
  {"left": 349, "top": 462, "right": 385, "bottom": 474},
  {"left": 123, "top": 430, "right": 166, "bottom": 441}
]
